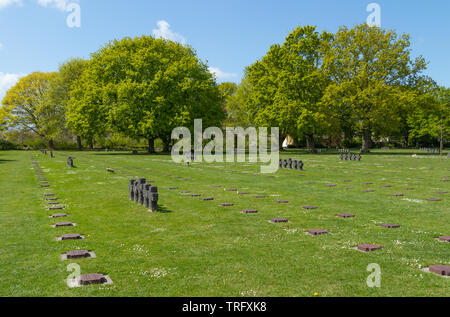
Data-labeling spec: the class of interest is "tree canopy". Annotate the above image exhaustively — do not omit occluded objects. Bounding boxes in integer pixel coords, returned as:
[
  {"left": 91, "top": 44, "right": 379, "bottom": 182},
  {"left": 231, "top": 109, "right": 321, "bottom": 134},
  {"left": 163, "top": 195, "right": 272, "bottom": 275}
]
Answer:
[
  {"left": 1, "top": 72, "right": 58, "bottom": 147},
  {"left": 321, "top": 23, "right": 427, "bottom": 152},
  {"left": 67, "top": 36, "right": 224, "bottom": 152}
]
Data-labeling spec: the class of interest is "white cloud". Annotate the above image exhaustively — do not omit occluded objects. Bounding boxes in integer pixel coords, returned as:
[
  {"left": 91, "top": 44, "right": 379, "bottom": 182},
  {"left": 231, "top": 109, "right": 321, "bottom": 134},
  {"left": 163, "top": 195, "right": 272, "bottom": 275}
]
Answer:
[
  {"left": 0, "top": 73, "right": 24, "bottom": 103},
  {"left": 0, "top": 0, "right": 22, "bottom": 9},
  {"left": 152, "top": 20, "right": 187, "bottom": 45},
  {"left": 208, "top": 67, "right": 238, "bottom": 80},
  {"left": 0, "top": 43, "right": 3, "bottom": 50},
  {"left": 36, "top": 0, "right": 77, "bottom": 11}
]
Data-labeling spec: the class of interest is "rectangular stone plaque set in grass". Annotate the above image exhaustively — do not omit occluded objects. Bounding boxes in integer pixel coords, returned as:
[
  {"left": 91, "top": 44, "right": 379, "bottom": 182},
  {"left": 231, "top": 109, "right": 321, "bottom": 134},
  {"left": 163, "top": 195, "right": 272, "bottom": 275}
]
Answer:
[
  {"left": 30, "top": 154, "right": 113, "bottom": 288},
  {"left": 279, "top": 158, "right": 304, "bottom": 171},
  {"left": 129, "top": 178, "right": 159, "bottom": 212}
]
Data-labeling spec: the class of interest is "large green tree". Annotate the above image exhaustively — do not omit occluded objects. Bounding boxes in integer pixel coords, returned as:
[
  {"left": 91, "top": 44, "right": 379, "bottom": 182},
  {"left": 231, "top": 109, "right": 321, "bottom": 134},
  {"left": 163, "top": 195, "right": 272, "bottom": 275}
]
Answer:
[
  {"left": 408, "top": 86, "right": 450, "bottom": 151},
  {"left": 223, "top": 77, "right": 252, "bottom": 127},
  {"left": 1, "top": 72, "right": 58, "bottom": 147},
  {"left": 245, "top": 25, "right": 333, "bottom": 150},
  {"left": 68, "top": 35, "right": 224, "bottom": 153},
  {"left": 43, "top": 58, "right": 88, "bottom": 150},
  {"left": 321, "top": 24, "right": 427, "bottom": 152}
]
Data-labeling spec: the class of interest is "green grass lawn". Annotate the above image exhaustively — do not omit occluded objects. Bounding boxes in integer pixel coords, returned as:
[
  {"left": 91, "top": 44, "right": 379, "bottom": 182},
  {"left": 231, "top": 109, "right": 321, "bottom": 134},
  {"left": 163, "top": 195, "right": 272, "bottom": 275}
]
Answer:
[{"left": 0, "top": 149, "right": 448, "bottom": 297}]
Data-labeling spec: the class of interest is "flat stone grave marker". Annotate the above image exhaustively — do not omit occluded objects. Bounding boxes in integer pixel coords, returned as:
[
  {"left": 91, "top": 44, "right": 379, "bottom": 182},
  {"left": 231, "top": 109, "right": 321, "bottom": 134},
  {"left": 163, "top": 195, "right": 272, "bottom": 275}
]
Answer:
[
  {"left": 66, "top": 250, "right": 91, "bottom": 259},
  {"left": 168, "top": 187, "right": 178, "bottom": 190},
  {"left": 429, "top": 265, "right": 450, "bottom": 276},
  {"left": 343, "top": 180, "right": 352, "bottom": 182},
  {"left": 436, "top": 191, "right": 447, "bottom": 194},
  {"left": 276, "top": 200, "right": 289, "bottom": 203},
  {"left": 439, "top": 236, "right": 450, "bottom": 242},
  {"left": 238, "top": 192, "right": 250, "bottom": 195},
  {"left": 345, "top": 187, "right": 353, "bottom": 190},
  {"left": 212, "top": 185, "right": 222, "bottom": 188},
  {"left": 428, "top": 198, "right": 441, "bottom": 201},
  {"left": 202, "top": 197, "right": 214, "bottom": 201},
  {"left": 179, "top": 191, "right": 191, "bottom": 194},
  {"left": 49, "top": 206, "right": 64, "bottom": 210},
  {"left": 392, "top": 193, "right": 404, "bottom": 197},
  {"left": 405, "top": 188, "right": 414, "bottom": 191},
  {"left": 270, "top": 218, "right": 288, "bottom": 223},
  {"left": 381, "top": 223, "right": 400, "bottom": 228},
  {"left": 219, "top": 203, "right": 233, "bottom": 207},
  {"left": 305, "top": 182, "right": 314, "bottom": 185},
  {"left": 50, "top": 214, "right": 68, "bottom": 218},
  {"left": 46, "top": 198, "right": 58, "bottom": 201},
  {"left": 41, "top": 184, "right": 50, "bottom": 188},
  {"left": 190, "top": 194, "right": 201, "bottom": 197},
  {"left": 242, "top": 209, "right": 258, "bottom": 214},
  {"left": 358, "top": 244, "right": 382, "bottom": 252},
  {"left": 79, "top": 273, "right": 108, "bottom": 286},
  {"left": 254, "top": 195, "right": 265, "bottom": 198},
  {"left": 308, "top": 229, "right": 328, "bottom": 236},
  {"left": 44, "top": 193, "right": 55, "bottom": 197},
  {"left": 363, "top": 190, "right": 375, "bottom": 192},
  {"left": 54, "top": 222, "right": 75, "bottom": 227},
  {"left": 364, "top": 182, "right": 373, "bottom": 185},
  {"left": 48, "top": 202, "right": 60, "bottom": 205},
  {"left": 327, "top": 184, "right": 337, "bottom": 187},
  {"left": 383, "top": 185, "right": 392, "bottom": 188},
  {"left": 59, "top": 233, "right": 83, "bottom": 241},
  {"left": 225, "top": 189, "right": 237, "bottom": 192},
  {"left": 303, "top": 206, "right": 318, "bottom": 210},
  {"left": 338, "top": 214, "right": 355, "bottom": 218},
  {"left": 441, "top": 179, "right": 449, "bottom": 182}
]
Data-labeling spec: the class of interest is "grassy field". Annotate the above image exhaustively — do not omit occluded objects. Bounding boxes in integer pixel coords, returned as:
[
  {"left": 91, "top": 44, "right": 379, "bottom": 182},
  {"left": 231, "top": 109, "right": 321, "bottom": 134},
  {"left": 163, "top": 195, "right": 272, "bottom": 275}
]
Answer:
[{"left": 0, "top": 149, "right": 448, "bottom": 297}]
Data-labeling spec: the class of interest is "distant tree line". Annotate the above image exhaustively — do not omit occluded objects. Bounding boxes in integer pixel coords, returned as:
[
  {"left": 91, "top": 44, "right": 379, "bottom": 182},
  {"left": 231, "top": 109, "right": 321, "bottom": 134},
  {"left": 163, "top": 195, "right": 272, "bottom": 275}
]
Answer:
[{"left": 1, "top": 24, "right": 449, "bottom": 152}]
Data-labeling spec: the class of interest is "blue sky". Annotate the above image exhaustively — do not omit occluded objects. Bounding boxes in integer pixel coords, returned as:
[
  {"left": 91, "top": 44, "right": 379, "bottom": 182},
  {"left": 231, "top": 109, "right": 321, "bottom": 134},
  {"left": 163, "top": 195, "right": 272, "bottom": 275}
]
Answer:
[{"left": 1, "top": 0, "right": 449, "bottom": 101}]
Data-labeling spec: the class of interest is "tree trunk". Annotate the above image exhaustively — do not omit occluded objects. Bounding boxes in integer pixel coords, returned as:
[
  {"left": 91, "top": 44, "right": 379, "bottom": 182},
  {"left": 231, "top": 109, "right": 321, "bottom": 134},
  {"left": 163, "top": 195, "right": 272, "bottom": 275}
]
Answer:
[
  {"left": 305, "top": 134, "right": 315, "bottom": 152},
  {"left": 293, "top": 136, "right": 300, "bottom": 148},
  {"left": 403, "top": 134, "right": 409, "bottom": 148},
  {"left": 89, "top": 139, "right": 94, "bottom": 150},
  {"left": 361, "top": 128, "right": 372, "bottom": 153},
  {"left": 279, "top": 135, "right": 286, "bottom": 151},
  {"left": 147, "top": 138, "right": 155, "bottom": 154},
  {"left": 48, "top": 139, "right": 54, "bottom": 150},
  {"left": 76, "top": 135, "right": 82, "bottom": 151},
  {"left": 162, "top": 138, "right": 171, "bottom": 153}
]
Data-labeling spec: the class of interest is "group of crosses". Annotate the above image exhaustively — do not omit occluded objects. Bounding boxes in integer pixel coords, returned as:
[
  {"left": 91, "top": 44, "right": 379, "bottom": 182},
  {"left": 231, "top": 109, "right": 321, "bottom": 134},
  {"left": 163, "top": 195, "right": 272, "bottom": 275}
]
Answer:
[{"left": 129, "top": 178, "right": 159, "bottom": 212}]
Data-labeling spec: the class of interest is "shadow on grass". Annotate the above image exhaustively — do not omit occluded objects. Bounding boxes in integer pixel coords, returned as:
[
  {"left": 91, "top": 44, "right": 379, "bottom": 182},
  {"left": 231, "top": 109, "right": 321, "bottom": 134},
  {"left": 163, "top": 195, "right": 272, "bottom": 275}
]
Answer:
[
  {"left": 156, "top": 205, "right": 175, "bottom": 213},
  {"left": 0, "top": 159, "right": 17, "bottom": 164}
]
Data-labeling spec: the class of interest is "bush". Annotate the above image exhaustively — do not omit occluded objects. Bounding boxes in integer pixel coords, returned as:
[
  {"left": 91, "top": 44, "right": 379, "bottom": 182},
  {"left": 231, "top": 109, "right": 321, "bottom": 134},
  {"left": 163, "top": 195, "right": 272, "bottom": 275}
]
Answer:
[{"left": 0, "top": 140, "right": 17, "bottom": 150}]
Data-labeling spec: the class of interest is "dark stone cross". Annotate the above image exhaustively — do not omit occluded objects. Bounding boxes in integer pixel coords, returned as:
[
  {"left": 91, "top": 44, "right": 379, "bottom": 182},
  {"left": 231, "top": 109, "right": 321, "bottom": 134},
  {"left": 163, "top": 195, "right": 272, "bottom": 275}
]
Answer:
[{"left": 67, "top": 157, "right": 74, "bottom": 168}]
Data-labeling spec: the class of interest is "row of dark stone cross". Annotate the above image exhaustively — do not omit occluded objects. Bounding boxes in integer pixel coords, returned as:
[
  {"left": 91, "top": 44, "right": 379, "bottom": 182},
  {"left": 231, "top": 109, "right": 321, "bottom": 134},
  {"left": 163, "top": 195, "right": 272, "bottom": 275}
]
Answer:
[
  {"left": 279, "top": 158, "right": 304, "bottom": 171},
  {"left": 129, "top": 178, "right": 159, "bottom": 211},
  {"left": 31, "top": 153, "right": 111, "bottom": 287},
  {"left": 339, "top": 153, "right": 362, "bottom": 161}
]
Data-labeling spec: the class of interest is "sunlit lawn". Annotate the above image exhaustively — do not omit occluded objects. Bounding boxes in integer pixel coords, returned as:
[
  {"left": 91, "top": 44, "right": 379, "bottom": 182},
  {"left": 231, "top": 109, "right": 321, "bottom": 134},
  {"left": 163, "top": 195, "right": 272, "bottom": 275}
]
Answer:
[{"left": 0, "top": 149, "right": 448, "bottom": 296}]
